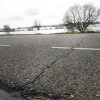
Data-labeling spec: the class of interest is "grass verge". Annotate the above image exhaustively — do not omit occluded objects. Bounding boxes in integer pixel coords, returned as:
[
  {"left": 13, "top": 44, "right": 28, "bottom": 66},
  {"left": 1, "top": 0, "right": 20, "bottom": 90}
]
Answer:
[{"left": 0, "top": 31, "right": 100, "bottom": 36}]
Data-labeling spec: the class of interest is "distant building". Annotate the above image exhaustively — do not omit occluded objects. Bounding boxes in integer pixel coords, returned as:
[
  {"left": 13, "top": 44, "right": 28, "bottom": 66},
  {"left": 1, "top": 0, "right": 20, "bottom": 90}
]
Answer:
[
  {"left": 15, "top": 28, "right": 28, "bottom": 31},
  {"left": 0, "top": 29, "right": 4, "bottom": 32},
  {"left": 28, "top": 28, "right": 33, "bottom": 31},
  {"left": 88, "top": 23, "right": 100, "bottom": 31}
]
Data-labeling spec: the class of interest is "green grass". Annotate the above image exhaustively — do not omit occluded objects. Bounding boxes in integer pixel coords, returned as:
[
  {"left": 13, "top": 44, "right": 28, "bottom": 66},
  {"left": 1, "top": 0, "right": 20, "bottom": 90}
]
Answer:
[
  {"left": 0, "top": 31, "right": 100, "bottom": 36},
  {"left": 54, "top": 32, "right": 80, "bottom": 34}
]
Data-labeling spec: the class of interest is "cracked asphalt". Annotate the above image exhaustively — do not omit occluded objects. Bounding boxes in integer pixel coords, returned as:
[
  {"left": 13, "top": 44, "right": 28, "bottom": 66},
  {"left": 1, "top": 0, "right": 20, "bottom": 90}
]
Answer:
[{"left": 0, "top": 34, "right": 100, "bottom": 100}]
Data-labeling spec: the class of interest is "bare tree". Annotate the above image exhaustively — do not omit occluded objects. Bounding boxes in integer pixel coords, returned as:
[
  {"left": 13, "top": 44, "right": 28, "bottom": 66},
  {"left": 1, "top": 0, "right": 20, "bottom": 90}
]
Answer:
[
  {"left": 33, "top": 20, "right": 41, "bottom": 30},
  {"left": 3, "top": 25, "right": 11, "bottom": 34},
  {"left": 63, "top": 4, "right": 100, "bottom": 32},
  {"left": 66, "top": 22, "right": 75, "bottom": 32}
]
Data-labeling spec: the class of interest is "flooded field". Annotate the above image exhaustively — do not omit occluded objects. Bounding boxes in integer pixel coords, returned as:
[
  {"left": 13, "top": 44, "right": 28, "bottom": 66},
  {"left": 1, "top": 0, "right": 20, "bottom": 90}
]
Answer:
[
  {"left": 0, "top": 29, "right": 68, "bottom": 35},
  {"left": 0, "top": 26, "right": 100, "bottom": 35}
]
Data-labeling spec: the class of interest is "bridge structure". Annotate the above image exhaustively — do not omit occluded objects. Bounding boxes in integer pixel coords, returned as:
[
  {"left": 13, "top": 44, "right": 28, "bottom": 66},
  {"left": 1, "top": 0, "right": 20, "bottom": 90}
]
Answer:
[
  {"left": 12, "top": 24, "right": 67, "bottom": 31},
  {"left": 12, "top": 22, "right": 100, "bottom": 31}
]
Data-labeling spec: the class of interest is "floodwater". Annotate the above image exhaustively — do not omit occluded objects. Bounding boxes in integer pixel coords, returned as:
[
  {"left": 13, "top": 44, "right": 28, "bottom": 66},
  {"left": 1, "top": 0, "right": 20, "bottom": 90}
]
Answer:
[
  {"left": 0, "top": 89, "right": 25, "bottom": 100},
  {"left": 0, "top": 26, "right": 100, "bottom": 35},
  {"left": 0, "top": 29, "right": 68, "bottom": 35}
]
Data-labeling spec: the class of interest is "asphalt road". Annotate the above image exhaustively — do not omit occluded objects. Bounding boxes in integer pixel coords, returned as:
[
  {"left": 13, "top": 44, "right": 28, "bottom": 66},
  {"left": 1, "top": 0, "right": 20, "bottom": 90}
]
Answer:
[{"left": 0, "top": 34, "right": 100, "bottom": 100}]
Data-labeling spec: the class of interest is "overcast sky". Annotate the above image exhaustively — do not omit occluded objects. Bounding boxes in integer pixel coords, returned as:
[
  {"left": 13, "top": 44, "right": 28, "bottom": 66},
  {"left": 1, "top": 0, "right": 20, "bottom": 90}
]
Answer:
[{"left": 0, "top": 0, "right": 100, "bottom": 28}]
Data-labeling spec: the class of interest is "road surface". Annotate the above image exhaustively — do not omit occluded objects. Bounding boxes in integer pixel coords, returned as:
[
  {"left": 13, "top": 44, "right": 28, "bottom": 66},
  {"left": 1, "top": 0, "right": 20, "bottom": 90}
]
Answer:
[{"left": 0, "top": 34, "right": 100, "bottom": 100}]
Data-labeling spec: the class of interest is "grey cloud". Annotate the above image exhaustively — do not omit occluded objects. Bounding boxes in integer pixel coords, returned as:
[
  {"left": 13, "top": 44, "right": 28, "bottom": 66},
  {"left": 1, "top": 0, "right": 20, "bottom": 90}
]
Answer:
[
  {"left": 45, "top": 14, "right": 56, "bottom": 19},
  {"left": 9, "top": 16, "right": 24, "bottom": 20},
  {"left": 25, "top": 8, "right": 39, "bottom": 16}
]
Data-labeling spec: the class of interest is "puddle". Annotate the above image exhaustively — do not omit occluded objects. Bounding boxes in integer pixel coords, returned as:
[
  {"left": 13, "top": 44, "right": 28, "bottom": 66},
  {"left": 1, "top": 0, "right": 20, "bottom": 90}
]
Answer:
[{"left": 0, "top": 89, "right": 25, "bottom": 100}]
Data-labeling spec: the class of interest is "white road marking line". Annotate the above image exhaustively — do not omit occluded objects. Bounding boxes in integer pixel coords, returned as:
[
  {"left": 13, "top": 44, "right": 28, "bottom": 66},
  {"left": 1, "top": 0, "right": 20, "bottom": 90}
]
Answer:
[
  {"left": 0, "top": 44, "right": 11, "bottom": 47},
  {"left": 74, "top": 47, "right": 100, "bottom": 51},
  {"left": 51, "top": 47, "right": 100, "bottom": 51},
  {"left": 51, "top": 47, "right": 71, "bottom": 49}
]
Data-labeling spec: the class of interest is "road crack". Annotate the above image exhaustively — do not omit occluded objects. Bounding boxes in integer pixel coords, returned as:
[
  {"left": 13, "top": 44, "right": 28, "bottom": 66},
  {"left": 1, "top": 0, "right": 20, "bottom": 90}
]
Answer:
[
  {"left": 73, "top": 34, "right": 92, "bottom": 48},
  {"left": 11, "top": 36, "right": 87, "bottom": 91},
  {"left": 8, "top": 35, "right": 90, "bottom": 98}
]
